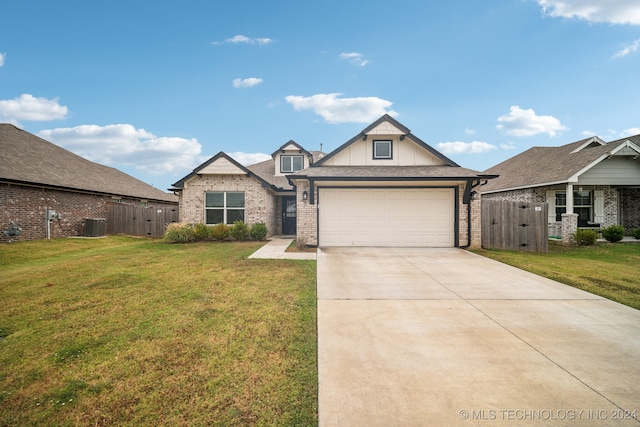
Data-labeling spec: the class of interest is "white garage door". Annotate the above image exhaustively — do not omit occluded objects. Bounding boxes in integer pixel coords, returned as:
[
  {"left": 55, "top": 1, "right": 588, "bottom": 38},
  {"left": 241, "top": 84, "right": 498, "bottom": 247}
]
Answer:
[{"left": 318, "top": 188, "right": 455, "bottom": 247}]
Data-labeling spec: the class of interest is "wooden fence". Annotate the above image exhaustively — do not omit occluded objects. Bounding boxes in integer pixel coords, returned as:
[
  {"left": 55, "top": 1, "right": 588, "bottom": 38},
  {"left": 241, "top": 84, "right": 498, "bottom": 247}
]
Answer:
[
  {"left": 107, "top": 204, "right": 179, "bottom": 238},
  {"left": 481, "top": 200, "right": 548, "bottom": 252}
]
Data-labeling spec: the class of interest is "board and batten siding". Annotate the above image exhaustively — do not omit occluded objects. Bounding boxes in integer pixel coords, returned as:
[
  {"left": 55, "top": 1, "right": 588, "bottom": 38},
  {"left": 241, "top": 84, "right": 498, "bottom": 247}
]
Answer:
[
  {"left": 322, "top": 137, "right": 446, "bottom": 166},
  {"left": 577, "top": 157, "right": 640, "bottom": 185}
]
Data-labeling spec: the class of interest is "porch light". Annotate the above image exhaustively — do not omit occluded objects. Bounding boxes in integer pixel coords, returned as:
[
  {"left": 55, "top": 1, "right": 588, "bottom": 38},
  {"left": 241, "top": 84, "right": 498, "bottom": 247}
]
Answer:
[{"left": 303, "top": 190, "right": 308, "bottom": 201}]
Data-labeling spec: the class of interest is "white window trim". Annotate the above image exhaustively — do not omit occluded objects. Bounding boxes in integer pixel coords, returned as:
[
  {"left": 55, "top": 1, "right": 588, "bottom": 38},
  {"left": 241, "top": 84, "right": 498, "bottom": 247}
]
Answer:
[
  {"left": 280, "top": 155, "right": 304, "bottom": 173},
  {"left": 205, "top": 191, "right": 245, "bottom": 225}
]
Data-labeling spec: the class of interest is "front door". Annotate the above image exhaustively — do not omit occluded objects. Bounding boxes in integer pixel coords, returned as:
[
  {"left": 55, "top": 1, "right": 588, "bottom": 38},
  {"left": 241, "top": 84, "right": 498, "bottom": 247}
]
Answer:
[{"left": 282, "top": 196, "right": 297, "bottom": 235}]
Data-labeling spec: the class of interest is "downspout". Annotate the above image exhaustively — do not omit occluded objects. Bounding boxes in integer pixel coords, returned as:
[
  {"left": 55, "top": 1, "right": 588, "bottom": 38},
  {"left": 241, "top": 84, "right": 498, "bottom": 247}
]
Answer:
[
  {"left": 460, "top": 178, "right": 480, "bottom": 249},
  {"left": 460, "top": 177, "right": 493, "bottom": 249}
]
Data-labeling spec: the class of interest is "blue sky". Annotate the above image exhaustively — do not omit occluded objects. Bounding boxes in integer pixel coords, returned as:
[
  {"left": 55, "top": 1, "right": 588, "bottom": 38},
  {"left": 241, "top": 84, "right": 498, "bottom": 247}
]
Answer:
[{"left": 1, "top": 0, "right": 639, "bottom": 191}]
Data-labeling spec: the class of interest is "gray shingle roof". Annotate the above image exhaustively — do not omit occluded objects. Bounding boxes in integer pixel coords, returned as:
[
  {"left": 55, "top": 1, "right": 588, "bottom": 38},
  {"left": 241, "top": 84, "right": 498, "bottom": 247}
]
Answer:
[
  {"left": 482, "top": 134, "right": 640, "bottom": 193},
  {"left": 0, "top": 124, "right": 178, "bottom": 203},
  {"left": 288, "top": 165, "right": 484, "bottom": 180}
]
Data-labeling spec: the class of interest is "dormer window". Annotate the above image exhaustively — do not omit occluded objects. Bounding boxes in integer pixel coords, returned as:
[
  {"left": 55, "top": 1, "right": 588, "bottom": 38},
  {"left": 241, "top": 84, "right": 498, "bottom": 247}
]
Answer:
[
  {"left": 281, "top": 155, "right": 304, "bottom": 173},
  {"left": 373, "top": 140, "right": 392, "bottom": 159}
]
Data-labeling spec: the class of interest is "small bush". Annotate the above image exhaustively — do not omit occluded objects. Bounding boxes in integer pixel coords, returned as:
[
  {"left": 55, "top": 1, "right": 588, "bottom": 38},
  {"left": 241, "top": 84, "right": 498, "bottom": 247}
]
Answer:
[
  {"left": 163, "top": 223, "right": 196, "bottom": 243},
  {"left": 574, "top": 229, "right": 597, "bottom": 246},
  {"left": 295, "top": 236, "right": 307, "bottom": 250},
  {"left": 601, "top": 224, "right": 625, "bottom": 242},
  {"left": 250, "top": 222, "right": 268, "bottom": 241},
  {"left": 632, "top": 228, "right": 640, "bottom": 240},
  {"left": 229, "top": 220, "right": 250, "bottom": 241},
  {"left": 210, "top": 223, "right": 230, "bottom": 241},
  {"left": 192, "top": 223, "right": 211, "bottom": 241}
]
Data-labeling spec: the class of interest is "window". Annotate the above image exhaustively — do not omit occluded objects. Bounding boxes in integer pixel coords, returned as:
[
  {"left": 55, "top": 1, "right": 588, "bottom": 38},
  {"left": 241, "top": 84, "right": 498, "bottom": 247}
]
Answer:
[
  {"left": 555, "top": 191, "right": 592, "bottom": 223},
  {"left": 205, "top": 192, "right": 245, "bottom": 225},
  {"left": 140, "top": 200, "right": 149, "bottom": 207},
  {"left": 281, "top": 155, "right": 304, "bottom": 173},
  {"left": 373, "top": 140, "right": 392, "bottom": 159}
]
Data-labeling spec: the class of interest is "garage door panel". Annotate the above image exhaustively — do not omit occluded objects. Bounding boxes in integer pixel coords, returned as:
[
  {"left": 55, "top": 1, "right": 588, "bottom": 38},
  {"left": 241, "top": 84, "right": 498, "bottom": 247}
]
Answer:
[{"left": 319, "top": 188, "right": 455, "bottom": 247}]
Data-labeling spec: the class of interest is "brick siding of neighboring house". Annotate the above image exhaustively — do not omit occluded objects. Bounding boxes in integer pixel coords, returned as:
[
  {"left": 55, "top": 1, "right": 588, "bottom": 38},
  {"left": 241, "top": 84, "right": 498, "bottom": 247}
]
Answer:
[
  {"left": 178, "top": 174, "right": 277, "bottom": 236},
  {"left": 0, "top": 183, "right": 175, "bottom": 243},
  {"left": 620, "top": 188, "right": 640, "bottom": 233}
]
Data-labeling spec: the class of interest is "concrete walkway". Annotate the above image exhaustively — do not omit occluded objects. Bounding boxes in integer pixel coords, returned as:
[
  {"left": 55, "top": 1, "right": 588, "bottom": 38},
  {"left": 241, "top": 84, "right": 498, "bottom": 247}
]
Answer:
[
  {"left": 318, "top": 247, "right": 640, "bottom": 426},
  {"left": 247, "top": 236, "right": 316, "bottom": 260}
]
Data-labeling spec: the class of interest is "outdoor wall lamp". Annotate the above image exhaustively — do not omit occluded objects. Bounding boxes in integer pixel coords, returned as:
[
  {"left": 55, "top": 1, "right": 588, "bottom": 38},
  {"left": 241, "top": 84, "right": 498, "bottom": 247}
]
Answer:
[{"left": 302, "top": 190, "right": 308, "bottom": 201}]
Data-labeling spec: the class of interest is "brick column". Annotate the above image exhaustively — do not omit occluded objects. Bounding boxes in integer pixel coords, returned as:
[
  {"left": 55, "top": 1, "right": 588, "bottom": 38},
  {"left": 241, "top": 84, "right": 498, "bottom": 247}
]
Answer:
[{"left": 561, "top": 213, "right": 578, "bottom": 244}]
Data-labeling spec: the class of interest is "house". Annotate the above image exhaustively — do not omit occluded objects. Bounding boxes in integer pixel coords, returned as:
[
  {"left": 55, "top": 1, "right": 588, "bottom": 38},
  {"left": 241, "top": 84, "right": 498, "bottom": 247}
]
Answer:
[
  {"left": 0, "top": 124, "right": 178, "bottom": 242},
  {"left": 482, "top": 133, "right": 640, "bottom": 243},
  {"left": 173, "top": 115, "right": 492, "bottom": 248}
]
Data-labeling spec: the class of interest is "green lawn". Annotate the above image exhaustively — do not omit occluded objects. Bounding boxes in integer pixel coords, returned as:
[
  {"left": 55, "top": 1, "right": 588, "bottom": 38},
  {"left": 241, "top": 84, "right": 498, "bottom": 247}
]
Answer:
[
  {"left": 473, "top": 242, "right": 640, "bottom": 310},
  {"left": 0, "top": 236, "right": 317, "bottom": 426}
]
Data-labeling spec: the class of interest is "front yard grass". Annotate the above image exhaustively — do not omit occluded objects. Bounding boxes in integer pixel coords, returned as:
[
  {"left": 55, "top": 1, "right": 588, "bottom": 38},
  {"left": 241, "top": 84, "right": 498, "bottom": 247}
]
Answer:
[
  {"left": 0, "top": 236, "right": 317, "bottom": 426},
  {"left": 473, "top": 241, "right": 640, "bottom": 310}
]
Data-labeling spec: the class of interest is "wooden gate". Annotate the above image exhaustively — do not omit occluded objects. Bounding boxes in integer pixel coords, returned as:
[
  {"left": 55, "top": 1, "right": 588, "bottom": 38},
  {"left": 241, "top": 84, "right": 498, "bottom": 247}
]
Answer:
[
  {"left": 481, "top": 200, "right": 548, "bottom": 252},
  {"left": 107, "top": 204, "right": 179, "bottom": 238}
]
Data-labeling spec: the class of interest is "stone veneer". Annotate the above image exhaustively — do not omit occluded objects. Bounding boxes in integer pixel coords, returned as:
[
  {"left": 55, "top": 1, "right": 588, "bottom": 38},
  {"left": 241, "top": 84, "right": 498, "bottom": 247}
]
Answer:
[{"left": 178, "top": 174, "right": 277, "bottom": 236}]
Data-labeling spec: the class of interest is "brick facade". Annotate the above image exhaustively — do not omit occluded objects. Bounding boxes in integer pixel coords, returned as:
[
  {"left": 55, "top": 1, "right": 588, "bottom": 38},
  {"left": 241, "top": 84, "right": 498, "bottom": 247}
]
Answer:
[
  {"left": 0, "top": 183, "right": 175, "bottom": 243},
  {"left": 620, "top": 188, "right": 640, "bottom": 233},
  {"left": 295, "top": 181, "right": 317, "bottom": 246},
  {"left": 178, "top": 174, "right": 278, "bottom": 236}
]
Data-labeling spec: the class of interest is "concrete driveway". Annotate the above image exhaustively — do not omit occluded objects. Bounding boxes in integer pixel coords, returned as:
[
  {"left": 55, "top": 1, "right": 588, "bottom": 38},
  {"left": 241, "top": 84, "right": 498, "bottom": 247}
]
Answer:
[{"left": 317, "top": 247, "right": 640, "bottom": 426}]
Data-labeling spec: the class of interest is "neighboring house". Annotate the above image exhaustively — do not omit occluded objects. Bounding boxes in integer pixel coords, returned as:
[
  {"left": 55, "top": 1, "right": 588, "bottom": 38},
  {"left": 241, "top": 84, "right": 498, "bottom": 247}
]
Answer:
[
  {"left": 0, "top": 124, "right": 178, "bottom": 242},
  {"left": 173, "top": 115, "right": 491, "bottom": 248},
  {"left": 482, "top": 134, "right": 640, "bottom": 243}
]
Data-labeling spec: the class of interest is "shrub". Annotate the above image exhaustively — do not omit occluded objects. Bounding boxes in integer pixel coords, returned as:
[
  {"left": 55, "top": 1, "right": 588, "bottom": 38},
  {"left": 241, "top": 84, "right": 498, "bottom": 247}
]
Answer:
[
  {"left": 163, "top": 223, "right": 196, "bottom": 243},
  {"left": 573, "top": 229, "right": 597, "bottom": 246},
  {"left": 229, "top": 220, "right": 250, "bottom": 241},
  {"left": 250, "top": 222, "right": 268, "bottom": 241},
  {"left": 632, "top": 228, "right": 640, "bottom": 240},
  {"left": 601, "top": 224, "right": 625, "bottom": 243},
  {"left": 295, "top": 236, "right": 307, "bottom": 250},
  {"left": 210, "top": 223, "right": 230, "bottom": 241},
  {"left": 192, "top": 223, "right": 210, "bottom": 241}
]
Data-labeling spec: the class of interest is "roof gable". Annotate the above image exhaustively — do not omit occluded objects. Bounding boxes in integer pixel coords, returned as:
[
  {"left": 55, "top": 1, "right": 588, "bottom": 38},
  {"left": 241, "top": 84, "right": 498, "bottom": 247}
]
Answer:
[
  {"left": 483, "top": 134, "right": 640, "bottom": 193},
  {"left": 172, "top": 151, "right": 276, "bottom": 190},
  {"left": 270, "top": 140, "right": 312, "bottom": 158},
  {"left": 314, "top": 115, "right": 459, "bottom": 167}
]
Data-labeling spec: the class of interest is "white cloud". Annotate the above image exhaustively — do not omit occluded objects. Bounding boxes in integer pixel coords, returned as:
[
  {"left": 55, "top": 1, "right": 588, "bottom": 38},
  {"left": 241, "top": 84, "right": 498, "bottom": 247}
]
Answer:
[
  {"left": 285, "top": 93, "right": 397, "bottom": 124},
  {"left": 500, "top": 141, "right": 516, "bottom": 150},
  {"left": 437, "top": 141, "right": 497, "bottom": 155},
  {"left": 339, "top": 52, "right": 369, "bottom": 66},
  {"left": 229, "top": 152, "right": 271, "bottom": 166},
  {"left": 0, "top": 52, "right": 5, "bottom": 67},
  {"left": 621, "top": 127, "right": 640, "bottom": 136},
  {"left": 496, "top": 106, "right": 567, "bottom": 137},
  {"left": 232, "top": 77, "right": 263, "bottom": 88},
  {"left": 0, "top": 94, "right": 68, "bottom": 122},
  {"left": 39, "top": 124, "right": 204, "bottom": 175},
  {"left": 537, "top": 0, "right": 640, "bottom": 25},
  {"left": 213, "top": 34, "right": 273, "bottom": 45},
  {"left": 613, "top": 39, "right": 640, "bottom": 58},
  {"left": 464, "top": 127, "right": 476, "bottom": 135},
  {"left": 581, "top": 130, "right": 597, "bottom": 137}
]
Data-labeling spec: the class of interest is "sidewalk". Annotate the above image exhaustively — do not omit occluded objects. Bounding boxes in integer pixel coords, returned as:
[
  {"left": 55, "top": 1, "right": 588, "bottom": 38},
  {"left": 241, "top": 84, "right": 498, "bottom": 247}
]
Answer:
[{"left": 248, "top": 236, "right": 316, "bottom": 260}]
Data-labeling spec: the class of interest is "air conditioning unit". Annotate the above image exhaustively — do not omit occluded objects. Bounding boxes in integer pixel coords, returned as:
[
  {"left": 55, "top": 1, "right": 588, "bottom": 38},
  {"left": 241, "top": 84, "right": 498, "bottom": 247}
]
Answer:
[{"left": 84, "top": 218, "right": 106, "bottom": 237}]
